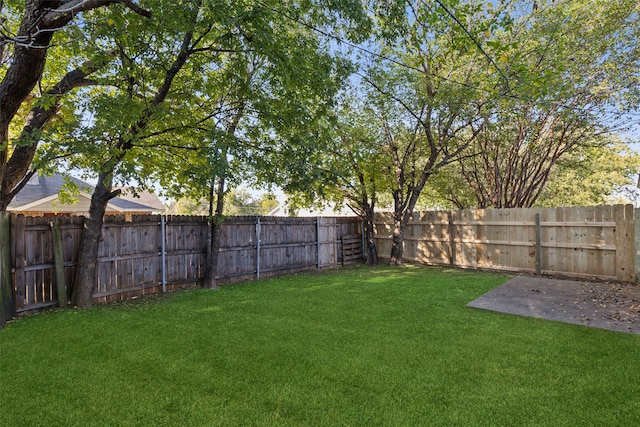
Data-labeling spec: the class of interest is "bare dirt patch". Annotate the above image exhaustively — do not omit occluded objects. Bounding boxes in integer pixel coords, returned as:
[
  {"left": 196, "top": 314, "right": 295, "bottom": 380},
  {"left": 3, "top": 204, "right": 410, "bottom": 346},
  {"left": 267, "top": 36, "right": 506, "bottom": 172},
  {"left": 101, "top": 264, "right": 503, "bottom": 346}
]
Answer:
[{"left": 467, "top": 276, "right": 640, "bottom": 334}]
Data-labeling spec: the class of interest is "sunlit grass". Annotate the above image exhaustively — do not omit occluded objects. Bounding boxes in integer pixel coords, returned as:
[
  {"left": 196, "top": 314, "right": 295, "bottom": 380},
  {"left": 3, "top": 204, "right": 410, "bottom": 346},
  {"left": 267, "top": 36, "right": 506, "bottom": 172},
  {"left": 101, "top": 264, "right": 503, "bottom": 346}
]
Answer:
[{"left": 1, "top": 265, "right": 639, "bottom": 426}]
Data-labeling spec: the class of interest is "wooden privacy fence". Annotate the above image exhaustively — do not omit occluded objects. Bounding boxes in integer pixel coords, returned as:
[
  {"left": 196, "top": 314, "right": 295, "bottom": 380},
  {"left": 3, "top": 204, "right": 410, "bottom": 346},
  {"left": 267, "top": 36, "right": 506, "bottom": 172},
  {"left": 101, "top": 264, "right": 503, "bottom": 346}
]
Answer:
[
  {"left": 7, "top": 215, "right": 362, "bottom": 314},
  {"left": 375, "top": 205, "right": 639, "bottom": 283}
]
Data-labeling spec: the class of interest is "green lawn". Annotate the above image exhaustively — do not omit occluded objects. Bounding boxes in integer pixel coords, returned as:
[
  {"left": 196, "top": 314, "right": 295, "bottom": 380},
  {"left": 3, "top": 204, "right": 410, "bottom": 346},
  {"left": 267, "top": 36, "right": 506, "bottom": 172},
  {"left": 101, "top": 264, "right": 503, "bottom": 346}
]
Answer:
[{"left": 1, "top": 265, "right": 639, "bottom": 426}]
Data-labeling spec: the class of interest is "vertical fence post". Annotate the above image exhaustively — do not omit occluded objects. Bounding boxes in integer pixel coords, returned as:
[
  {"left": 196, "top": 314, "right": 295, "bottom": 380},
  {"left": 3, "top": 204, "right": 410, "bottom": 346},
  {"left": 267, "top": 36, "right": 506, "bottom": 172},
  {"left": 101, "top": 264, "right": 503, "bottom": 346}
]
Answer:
[
  {"left": 613, "top": 204, "right": 635, "bottom": 282},
  {"left": 160, "top": 215, "right": 166, "bottom": 293},
  {"left": 12, "top": 215, "right": 25, "bottom": 311},
  {"left": 51, "top": 221, "right": 67, "bottom": 308},
  {"left": 316, "top": 217, "right": 321, "bottom": 271},
  {"left": 256, "top": 217, "right": 261, "bottom": 280},
  {"left": 535, "top": 213, "right": 542, "bottom": 275},
  {"left": 448, "top": 211, "right": 456, "bottom": 266},
  {"left": 635, "top": 208, "right": 640, "bottom": 284},
  {"left": 361, "top": 218, "right": 366, "bottom": 260},
  {"left": 0, "top": 212, "right": 15, "bottom": 327}
]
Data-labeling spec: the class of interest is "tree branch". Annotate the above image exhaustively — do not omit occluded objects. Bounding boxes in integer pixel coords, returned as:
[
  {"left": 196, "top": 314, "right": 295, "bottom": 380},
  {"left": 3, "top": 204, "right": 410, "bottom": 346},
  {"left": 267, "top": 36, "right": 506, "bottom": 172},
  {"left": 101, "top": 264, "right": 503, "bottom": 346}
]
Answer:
[
  {"left": 3, "top": 53, "right": 114, "bottom": 198},
  {"left": 42, "top": 0, "right": 151, "bottom": 28},
  {"left": 433, "top": 0, "right": 511, "bottom": 90}
]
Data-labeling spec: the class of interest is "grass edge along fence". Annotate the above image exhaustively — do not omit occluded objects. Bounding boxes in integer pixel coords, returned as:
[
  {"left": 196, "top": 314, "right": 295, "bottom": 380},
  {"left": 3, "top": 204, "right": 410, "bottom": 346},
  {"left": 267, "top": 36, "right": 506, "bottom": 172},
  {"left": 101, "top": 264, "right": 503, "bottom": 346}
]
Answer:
[
  {"left": 3, "top": 215, "right": 362, "bottom": 320},
  {"left": 374, "top": 204, "right": 639, "bottom": 283}
]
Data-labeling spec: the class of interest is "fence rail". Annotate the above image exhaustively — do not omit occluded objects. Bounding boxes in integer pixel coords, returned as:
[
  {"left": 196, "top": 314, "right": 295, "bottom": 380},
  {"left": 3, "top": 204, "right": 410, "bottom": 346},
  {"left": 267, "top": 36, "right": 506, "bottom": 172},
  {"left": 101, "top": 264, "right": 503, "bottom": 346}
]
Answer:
[
  {"left": 374, "top": 205, "right": 639, "bottom": 282},
  {"left": 7, "top": 215, "right": 362, "bottom": 313}
]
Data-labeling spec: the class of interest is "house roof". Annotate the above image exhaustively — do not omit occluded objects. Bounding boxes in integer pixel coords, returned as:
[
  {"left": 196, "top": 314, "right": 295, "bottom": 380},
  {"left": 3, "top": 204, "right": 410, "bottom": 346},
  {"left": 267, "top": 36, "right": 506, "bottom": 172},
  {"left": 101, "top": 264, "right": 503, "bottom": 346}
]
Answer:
[
  {"left": 114, "top": 188, "right": 167, "bottom": 211},
  {"left": 266, "top": 195, "right": 353, "bottom": 217},
  {"left": 8, "top": 174, "right": 165, "bottom": 212}
]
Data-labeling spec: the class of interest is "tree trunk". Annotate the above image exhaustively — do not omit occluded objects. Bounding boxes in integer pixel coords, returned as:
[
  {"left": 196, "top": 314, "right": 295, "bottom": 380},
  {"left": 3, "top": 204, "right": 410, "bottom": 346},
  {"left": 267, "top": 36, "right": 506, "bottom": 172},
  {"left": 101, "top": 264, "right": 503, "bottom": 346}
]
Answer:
[
  {"left": 0, "top": 24, "right": 52, "bottom": 144},
  {"left": 73, "top": 172, "right": 119, "bottom": 308},
  {"left": 389, "top": 185, "right": 407, "bottom": 266},
  {"left": 389, "top": 215, "right": 405, "bottom": 266},
  {"left": 0, "top": 28, "right": 53, "bottom": 209},
  {"left": 364, "top": 223, "right": 378, "bottom": 266},
  {"left": 204, "top": 220, "right": 223, "bottom": 289},
  {"left": 203, "top": 176, "right": 226, "bottom": 289},
  {"left": 202, "top": 100, "right": 244, "bottom": 288},
  {"left": 361, "top": 206, "right": 378, "bottom": 266}
]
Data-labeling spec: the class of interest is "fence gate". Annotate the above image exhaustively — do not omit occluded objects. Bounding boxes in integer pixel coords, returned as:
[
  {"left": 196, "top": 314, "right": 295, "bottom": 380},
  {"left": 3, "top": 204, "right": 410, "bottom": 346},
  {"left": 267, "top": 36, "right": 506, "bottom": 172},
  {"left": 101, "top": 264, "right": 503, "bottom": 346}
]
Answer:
[{"left": 317, "top": 218, "right": 338, "bottom": 268}]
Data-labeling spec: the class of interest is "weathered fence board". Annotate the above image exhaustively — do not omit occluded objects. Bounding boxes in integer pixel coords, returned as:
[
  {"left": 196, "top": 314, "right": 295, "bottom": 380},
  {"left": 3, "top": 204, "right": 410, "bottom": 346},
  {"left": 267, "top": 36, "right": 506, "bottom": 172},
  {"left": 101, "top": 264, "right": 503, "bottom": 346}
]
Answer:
[
  {"left": 375, "top": 205, "right": 638, "bottom": 282},
  {"left": 7, "top": 214, "right": 362, "bottom": 313},
  {"left": 318, "top": 218, "right": 337, "bottom": 268}
]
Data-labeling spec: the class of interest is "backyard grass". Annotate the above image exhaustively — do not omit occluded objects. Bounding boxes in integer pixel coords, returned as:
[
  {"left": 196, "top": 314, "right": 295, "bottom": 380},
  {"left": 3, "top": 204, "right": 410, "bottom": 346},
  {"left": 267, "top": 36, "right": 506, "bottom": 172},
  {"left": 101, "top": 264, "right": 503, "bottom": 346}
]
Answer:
[{"left": 1, "top": 265, "right": 639, "bottom": 426}]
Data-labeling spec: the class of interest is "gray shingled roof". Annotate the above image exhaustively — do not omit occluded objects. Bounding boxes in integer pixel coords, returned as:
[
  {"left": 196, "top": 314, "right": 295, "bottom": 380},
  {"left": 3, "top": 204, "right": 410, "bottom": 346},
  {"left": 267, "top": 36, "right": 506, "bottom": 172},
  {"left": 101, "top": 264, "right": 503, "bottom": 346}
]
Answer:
[
  {"left": 115, "top": 188, "right": 166, "bottom": 211},
  {"left": 8, "top": 174, "right": 165, "bottom": 211}
]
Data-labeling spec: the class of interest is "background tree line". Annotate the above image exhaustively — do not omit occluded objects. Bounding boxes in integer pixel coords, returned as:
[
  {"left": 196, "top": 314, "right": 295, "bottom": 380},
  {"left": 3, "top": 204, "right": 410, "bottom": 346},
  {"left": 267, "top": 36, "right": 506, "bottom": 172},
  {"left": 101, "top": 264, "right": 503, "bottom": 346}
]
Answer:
[{"left": 168, "top": 189, "right": 279, "bottom": 216}]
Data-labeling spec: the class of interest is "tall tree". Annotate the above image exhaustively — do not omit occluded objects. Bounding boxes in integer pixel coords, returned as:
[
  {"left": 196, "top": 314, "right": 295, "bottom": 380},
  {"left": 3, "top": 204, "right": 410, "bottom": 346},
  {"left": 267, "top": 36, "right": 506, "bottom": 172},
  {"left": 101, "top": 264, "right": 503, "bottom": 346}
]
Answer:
[
  {"left": 328, "top": 105, "right": 390, "bottom": 265},
  {"left": 56, "top": 0, "right": 370, "bottom": 303},
  {"left": 425, "top": 135, "right": 640, "bottom": 209},
  {"left": 265, "top": 1, "right": 511, "bottom": 265},
  {"left": 274, "top": 96, "right": 391, "bottom": 265},
  {"left": 535, "top": 138, "right": 640, "bottom": 207},
  {"left": 67, "top": 0, "right": 234, "bottom": 304},
  {"left": 361, "top": 0, "right": 510, "bottom": 265},
  {"left": 439, "top": 0, "right": 640, "bottom": 208},
  {"left": 0, "top": 0, "right": 150, "bottom": 210},
  {"left": 0, "top": 0, "right": 150, "bottom": 319}
]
